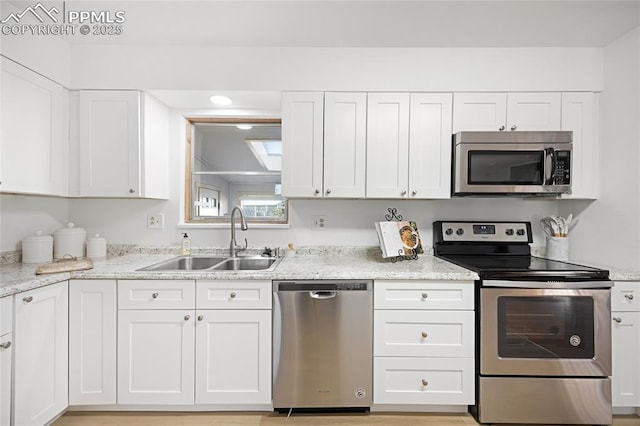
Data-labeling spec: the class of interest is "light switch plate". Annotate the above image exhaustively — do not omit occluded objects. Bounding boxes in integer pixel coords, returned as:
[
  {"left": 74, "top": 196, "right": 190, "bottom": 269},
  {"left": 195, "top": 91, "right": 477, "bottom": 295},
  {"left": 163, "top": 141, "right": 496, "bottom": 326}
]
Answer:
[{"left": 147, "top": 213, "right": 164, "bottom": 229}]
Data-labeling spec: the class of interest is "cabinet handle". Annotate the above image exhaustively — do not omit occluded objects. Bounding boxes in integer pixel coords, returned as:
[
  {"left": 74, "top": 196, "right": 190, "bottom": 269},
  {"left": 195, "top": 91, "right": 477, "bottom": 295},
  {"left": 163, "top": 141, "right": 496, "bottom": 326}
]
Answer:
[
  {"left": 230, "top": 292, "right": 237, "bottom": 299},
  {"left": 421, "top": 331, "right": 428, "bottom": 339},
  {"left": 152, "top": 292, "right": 159, "bottom": 299},
  {"left": 421, "top": 379, "right": 429, "bottom": 387},
  {"left": 401, "top": 190, "right": 407, "bottom": 196},
  {"left": 498, "top": 125, "right": 505, "bottom": 131},
  {"left": 129, "top": 188, "right": 135, "bottom": 194},
  {"left": 421, "top": 293, "right": 428, "bottom": 300},
  {"left": 0, "top": 341, "right": 11, "bottom": 350},
  {"left": 184, "top": 315, "right": 191, "bottom": 321},
  {"left": 197, "top": 315, "right": 204, "bottom": 322},
  {"left": 314, "top": 189, "right": 320, "bottom": 195},
  {"left": 412, "top": 190, "right": 417, "bottom": 196},
  {"left": 23, "top": 296, "right": 33, "bottom": 303},
  {"left": 510, "top": 125, "right": 517, "bottom": 131},
  {"left": 613, "top": 317, "right": 622, "bottom": 323},
  {"left": 625, "top": 294, "right": 634, "bottom": 300},
  {"left": 325, "top": 189, "right": 331, "bottom": 195}
]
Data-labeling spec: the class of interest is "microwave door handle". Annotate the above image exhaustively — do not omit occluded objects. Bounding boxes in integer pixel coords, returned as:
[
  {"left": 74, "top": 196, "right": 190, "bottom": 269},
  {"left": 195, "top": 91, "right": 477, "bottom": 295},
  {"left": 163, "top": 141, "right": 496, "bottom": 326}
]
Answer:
[{"left": 544, "top": 148, "right": 557, "bottom": 185}]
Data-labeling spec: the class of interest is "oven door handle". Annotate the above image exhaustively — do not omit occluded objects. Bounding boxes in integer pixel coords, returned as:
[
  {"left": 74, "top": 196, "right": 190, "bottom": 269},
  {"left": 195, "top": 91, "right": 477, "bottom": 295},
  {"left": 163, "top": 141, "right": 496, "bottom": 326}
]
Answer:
[
  {"left": 544, "top": 148, "right": 557, "bottom": 185},
  {"left": 483, "top": 280, "right": 612, "bottom": 289}
]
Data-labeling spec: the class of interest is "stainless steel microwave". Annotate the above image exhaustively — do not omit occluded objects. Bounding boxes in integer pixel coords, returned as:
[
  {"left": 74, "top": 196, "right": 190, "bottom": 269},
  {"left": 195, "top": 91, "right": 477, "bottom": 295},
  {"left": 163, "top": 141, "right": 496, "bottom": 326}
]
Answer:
[{"left": 452, "top": 131, "right": 572, "bottom": 196}]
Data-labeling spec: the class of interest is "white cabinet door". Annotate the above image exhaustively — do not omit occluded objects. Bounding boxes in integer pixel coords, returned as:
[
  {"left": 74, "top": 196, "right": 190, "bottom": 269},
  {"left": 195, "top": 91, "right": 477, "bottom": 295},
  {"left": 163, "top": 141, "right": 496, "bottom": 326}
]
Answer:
[
  {"left": 195, "top": 310, "right": 271, "bottom": 404},
  {"left": 452, "top": 93, "right": 507, "bottom": 132},
  {"left": 79, "top": 90, "right": 142, "bottom": 197},
  {"left": 408, "top": 93, "right": 453, "bottom": 199},
  {"left": 0, "top": 331, "right": 11, "bottom": 426},
  {"left": 281, "top": 92, "right": 324, "bottom": 197},
  {"left": 561, "top": 92, "right": 598, "bottom": 199},
  {"left": 118, "top": 309, "right": 195, "bottom": 405},
  {"left": 323, "top": 92, "right": 367, "bottom": 198},
  {"left": 506, "top": 92, "right": 561, "bottom": 131},
  {"left": 14, "top": 281, "right": 68, "bottom": 426},
  {"left": 612, "top": 312, "right": 640, "bottom": 407},
  {"left": 69, "top": 280, "right": 117, "bottom": 405},
  {"left": 366, "top": 93, "right": 410, "bottom": 198},
  {"left": 0, "top": 58, "right": 68, "bottom": 196}
]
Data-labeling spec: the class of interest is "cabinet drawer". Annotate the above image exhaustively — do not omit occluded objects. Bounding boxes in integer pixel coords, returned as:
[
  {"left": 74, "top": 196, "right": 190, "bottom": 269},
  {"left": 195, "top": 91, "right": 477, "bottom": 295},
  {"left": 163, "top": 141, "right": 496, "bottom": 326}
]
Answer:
[
  {"left": 196, "top": 280, "right": 271, "bottom": 309},
  {"left": 374, "top": 356, "right": 474, "bottom": 405},
  {"left": 118, "top": 280, "right": 195, "bottom": 309},
  {"left": 374, "top": 310, "right": 474, "bottom": 357},
  {"left": 374, "top": 280, "right": 474, "bottom": 310},
  {"left": 0, "top": 296, "right": 12, "bottom": 336},
  {"left": 612, "top": 282, "right": 640, "bottom": 312}
]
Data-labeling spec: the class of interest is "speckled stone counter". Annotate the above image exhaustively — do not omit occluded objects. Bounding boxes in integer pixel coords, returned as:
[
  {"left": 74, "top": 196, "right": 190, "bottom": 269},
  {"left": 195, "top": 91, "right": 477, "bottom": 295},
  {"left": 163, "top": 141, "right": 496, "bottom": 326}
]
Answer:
[{"left": 0, "top": 251, "right": 478, "bottom": 298}]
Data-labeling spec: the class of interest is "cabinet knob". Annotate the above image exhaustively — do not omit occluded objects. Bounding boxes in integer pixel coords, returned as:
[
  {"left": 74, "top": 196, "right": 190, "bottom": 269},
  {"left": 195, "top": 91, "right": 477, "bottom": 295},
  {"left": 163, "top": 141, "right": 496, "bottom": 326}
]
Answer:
[
  {"left": 325, "top": 189, "right": 331, "bottom": 195},
  {"left": 314, "top": 189, "right": 320, "bottom": 195},
  {"left": 129, "top": 188, "right": 135, "bottom": 194},
  {"left": 613, "top": 317, "right": 622, "bottom": 323},
  {"left": 421, "top": 293, "right": 429, "bottom": 300},
  {"left": 625, "top": 294, "right": 634, "bottom": 300},
  {"left": 510, "top": 125, "right": 517, "bottom": 131},
  {"left": 498, "top": 125, "right": 505, "bottom": 131},
  {"left": 23, "top": 296, "right": 33, "bottom": 303},
  {"left": 230, "top": 292, "right": 237, "bottom": 299},
  {"left": 412, "top": 190, "right": 417, "bottom": 196},
  {"left": 421, "top": 331, "right": 428, "bottom": 339},
  {"left": 401, "top": 190, "right": 407, "bottom": 196},
  {"left": 152, "top": 292, "right": 159, "bottom": 299},
  {"left": 184, "top": 315, "right": 191, "bottom": 321},
  {"left": 0, "top": 341, "right": 11, "bottom": 350},
  {"left": 421, "top": 379, "right": 429, "bottom": 387},
  {"left": 197, "top": 315, "right": 204, "bottom": 322}
]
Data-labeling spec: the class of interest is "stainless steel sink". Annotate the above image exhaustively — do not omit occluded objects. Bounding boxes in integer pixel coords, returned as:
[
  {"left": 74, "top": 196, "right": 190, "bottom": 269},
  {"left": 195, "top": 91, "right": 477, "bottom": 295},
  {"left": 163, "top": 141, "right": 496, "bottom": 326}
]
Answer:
[
  {"left": 210, "top": 256, "right": 280, "bottom": 271},
  {"left": 137, "top": 256, "right": 225, "bottom": 271},
  {"left": 138, "top": 255, "right": 282, "bottom": 272}
]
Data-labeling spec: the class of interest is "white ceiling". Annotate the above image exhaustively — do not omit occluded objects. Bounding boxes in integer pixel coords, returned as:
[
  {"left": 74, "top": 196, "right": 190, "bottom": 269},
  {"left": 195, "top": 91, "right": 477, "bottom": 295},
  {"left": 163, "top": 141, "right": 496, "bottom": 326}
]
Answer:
[{"left": 55, "top": 0, "right": 640, "bottom": 48}]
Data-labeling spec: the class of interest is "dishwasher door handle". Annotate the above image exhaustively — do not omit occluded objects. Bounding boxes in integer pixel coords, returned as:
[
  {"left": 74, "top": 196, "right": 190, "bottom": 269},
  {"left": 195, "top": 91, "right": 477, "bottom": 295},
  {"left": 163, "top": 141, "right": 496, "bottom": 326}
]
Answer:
[{"left": 309, "top": 291, "right": 337, "bottom": 300}]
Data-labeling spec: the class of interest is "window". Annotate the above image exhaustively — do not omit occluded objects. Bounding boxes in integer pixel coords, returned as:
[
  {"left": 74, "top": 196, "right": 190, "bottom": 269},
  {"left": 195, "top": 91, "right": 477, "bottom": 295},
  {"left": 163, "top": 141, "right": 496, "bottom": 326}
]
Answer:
[{"left": 185, "top": 118, "right": 287, "bottom": 224}]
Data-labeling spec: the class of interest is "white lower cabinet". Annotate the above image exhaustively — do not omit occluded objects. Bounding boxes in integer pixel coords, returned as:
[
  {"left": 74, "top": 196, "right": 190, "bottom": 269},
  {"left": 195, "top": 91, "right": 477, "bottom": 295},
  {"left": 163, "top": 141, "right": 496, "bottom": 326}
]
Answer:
[
  {"left": 14, "top": 281, "right": 68, "bottom": 426},
  {"left": 69, "top": 280, "right": 117, "bottom": 405},
  {"left": 373, "top": 280, "right": 475, "bottom": 407},
  {"left": 611, "top": 282, "right": 640, "bottom": 408},
  {"left": 1, "top": 296, "right": 13, "bottom": 426}
]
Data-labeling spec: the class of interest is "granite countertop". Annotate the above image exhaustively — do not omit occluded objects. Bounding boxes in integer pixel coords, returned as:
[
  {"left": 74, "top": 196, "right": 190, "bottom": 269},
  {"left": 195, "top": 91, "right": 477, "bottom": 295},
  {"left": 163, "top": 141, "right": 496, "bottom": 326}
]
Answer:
[{"left": 0, "top": 251, "right": 479, "bottom": 298}]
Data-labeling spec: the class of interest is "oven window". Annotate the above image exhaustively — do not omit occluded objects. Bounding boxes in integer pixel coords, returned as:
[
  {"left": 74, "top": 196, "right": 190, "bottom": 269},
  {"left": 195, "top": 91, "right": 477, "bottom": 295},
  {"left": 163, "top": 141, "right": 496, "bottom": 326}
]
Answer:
[
  {"left": 468, "top": 151, "right": 543, "bottom": 184},
  {"left": 497, "top": 296, "right": 594, "bottom": 359}
]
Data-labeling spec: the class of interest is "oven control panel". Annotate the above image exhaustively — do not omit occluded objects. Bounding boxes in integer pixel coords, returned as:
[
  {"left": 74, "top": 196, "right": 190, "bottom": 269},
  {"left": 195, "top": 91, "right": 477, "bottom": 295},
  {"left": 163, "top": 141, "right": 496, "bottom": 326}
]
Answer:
[{"left": 436, "top": 221, "right": 532, "bottom": 243}]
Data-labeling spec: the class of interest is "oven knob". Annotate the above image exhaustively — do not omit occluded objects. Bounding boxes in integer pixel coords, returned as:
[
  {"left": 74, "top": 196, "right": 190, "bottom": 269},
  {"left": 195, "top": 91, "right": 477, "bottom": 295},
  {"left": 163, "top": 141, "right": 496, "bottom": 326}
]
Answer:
[
  {"left": 456, "top": 228, "right": 464, "bottom": 236},
  {"left": 445, "top": 228, "right": 453, "bottom": 236},
  {"left": 505, "top": 229, "right": 514, "bottom": 236},
  {"left": 516, "top": 229, "right": 526, "bottom": 236}
]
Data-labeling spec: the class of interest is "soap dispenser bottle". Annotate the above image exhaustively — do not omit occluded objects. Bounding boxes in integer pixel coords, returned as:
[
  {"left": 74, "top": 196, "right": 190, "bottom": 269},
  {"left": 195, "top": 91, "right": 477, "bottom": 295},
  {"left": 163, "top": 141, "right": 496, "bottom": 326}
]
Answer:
[{"left": 181, "top": 233, "right": 191, "bottom": 255}]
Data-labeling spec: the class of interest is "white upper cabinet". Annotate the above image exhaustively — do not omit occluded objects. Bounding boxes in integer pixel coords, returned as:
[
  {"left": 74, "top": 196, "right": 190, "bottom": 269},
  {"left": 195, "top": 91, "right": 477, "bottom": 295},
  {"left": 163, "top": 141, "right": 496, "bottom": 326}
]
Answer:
[
  {"left": 453, "top": 92, "right": 561, "bottom": 132},
  {"left": 367, "top": 93, "right": 453, "bottom": 199},
  {"left": 561, "top": 92, "right": 598, "bottom": 199},
  {"left": 75, "top": 90, "right": 169, "bottom": 198},
  {"left": 0, "top": 59, "right": 69, "bottom": 196},
  {"left": 281, "top": 91, "right": 366, "bottom": 198}
]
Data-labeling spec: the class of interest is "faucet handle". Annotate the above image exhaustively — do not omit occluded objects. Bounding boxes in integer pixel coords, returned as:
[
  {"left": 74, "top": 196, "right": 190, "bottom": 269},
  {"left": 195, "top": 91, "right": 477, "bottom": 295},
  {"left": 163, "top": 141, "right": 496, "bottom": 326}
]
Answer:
[
  {"left": 262, "top": 247, "right": 273, "bottom": 257},
  {"left": 236, "top": 238, "right": 248, "bottom": 252}
]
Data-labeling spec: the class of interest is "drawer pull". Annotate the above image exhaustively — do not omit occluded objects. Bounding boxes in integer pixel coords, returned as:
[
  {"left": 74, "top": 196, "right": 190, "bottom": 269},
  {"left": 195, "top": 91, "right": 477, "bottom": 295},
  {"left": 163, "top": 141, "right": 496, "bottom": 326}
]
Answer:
[
  {"left": 23, "top": 296, "right": 33, "bottom": 303},
  {"left": 613, "top": 317, "right": 622, "bottom": 323},
  {"left": 421, "top": 293, "right": 428, "bottom": 300},
  {"left": 421, "top": 379, "right": 429, "bottom": 387},
  {"left": 421, "top": 331, "right": 428, "bottom": 339},
  {"left": 152, "top": 292, "right": 159, "bottom": 299},
  {"left": 625, "top": 294, "right": 634, "bottom": 300},
  {"left": 0, "top": 341, "right": 11, "bottom": 350},
  {"left": 230, "top": 292, "right": 237, "bottom": 299}
]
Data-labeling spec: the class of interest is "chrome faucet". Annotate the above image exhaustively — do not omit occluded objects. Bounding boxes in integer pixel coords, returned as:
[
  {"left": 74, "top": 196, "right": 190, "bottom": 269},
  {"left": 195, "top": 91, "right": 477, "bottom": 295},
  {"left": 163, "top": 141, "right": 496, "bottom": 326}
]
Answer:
[{"left": 229, "top": 206, "right": 248, "bottom": 257}]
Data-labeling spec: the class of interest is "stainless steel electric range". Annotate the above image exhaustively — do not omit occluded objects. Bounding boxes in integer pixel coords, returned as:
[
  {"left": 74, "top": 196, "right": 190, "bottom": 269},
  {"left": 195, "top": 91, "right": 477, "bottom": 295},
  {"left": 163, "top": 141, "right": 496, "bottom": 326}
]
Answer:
[{"left": 433, "top": 221, "right": 612, "bottom": 425}]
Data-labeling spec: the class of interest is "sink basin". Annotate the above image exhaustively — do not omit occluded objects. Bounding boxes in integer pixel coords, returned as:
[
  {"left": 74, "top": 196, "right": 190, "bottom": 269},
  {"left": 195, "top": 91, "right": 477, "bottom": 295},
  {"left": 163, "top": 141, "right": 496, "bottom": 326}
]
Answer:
[
  {"left": 138, "top": 256, "right": 225, "bottom": 271},
  {"left": 210, "top": 256, "right": 280, "bottom": 271}
]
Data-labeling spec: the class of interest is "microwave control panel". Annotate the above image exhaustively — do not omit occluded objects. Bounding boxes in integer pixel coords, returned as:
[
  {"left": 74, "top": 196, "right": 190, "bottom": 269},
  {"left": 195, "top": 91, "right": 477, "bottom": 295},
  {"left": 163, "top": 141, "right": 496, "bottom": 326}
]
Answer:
[{"left": 554, "top": 150, "right": 571, "bottom": 185}]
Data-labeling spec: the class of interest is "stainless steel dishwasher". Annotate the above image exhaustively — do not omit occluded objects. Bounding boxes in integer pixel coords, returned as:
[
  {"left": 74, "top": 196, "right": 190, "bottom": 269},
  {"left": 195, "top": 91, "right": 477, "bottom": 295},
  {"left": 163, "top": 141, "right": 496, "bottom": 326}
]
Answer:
[{"left": 272, "top": 280, "right": 373, "bottom": 411}]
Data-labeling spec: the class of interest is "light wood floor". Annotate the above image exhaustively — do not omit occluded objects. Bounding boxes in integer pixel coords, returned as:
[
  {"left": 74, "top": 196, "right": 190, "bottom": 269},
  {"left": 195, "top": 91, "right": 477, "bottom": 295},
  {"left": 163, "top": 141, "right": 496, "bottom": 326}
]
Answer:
[{"left": 53, "top": 411, "right": 640, "bottom": 426}]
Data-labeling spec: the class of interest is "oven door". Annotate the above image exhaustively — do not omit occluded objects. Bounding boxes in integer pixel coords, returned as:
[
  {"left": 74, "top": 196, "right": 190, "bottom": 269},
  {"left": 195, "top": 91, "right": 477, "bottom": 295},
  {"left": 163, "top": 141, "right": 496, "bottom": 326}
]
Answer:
[
  {"left": 454, "top": 143, "right": 570, "bottom": 194},
  {"left": 480, "top": 287, "right": 611, "bottom": 377}
]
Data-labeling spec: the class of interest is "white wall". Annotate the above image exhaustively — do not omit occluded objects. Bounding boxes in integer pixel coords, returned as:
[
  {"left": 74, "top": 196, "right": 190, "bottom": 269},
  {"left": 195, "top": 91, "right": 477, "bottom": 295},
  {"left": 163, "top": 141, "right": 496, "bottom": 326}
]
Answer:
[{"left": 560, "top": 27, "right": 640, "bottom": 269}]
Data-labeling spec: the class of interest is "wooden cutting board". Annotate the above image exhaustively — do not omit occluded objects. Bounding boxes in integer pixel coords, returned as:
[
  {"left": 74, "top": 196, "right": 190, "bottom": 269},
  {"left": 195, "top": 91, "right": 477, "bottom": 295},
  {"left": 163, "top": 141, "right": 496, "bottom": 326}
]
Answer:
[{"left": 35, "top": 258, "right": 94, "bottom": 275}]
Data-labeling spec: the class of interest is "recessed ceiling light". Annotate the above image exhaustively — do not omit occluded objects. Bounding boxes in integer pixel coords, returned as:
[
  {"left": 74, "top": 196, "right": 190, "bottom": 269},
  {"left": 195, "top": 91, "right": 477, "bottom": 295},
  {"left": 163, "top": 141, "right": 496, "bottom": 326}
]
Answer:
[
  {"left": 236, "top": 125, "right": 253, "bottom": 130},
  {"left": 209, "top": 95, "right": 232, "bottom": 106}
]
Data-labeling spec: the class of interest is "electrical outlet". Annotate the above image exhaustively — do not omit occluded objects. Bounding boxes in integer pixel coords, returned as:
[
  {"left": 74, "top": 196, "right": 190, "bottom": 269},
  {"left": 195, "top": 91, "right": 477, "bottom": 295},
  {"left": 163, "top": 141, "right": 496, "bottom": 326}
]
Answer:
[
  {"left": 312, "top": 215, "right": 327, "bottom": 230},
  {"left": 147, "top": 213, "right": 164, "bottom": 229}
]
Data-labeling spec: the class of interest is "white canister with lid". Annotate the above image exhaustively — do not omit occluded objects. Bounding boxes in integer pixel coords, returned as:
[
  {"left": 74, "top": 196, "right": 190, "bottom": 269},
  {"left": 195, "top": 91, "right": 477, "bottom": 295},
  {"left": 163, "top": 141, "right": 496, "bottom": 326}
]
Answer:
[
  {"left": 22, "top": 231, "right": 53, "bottom": 264},
  {"left": 87, "top": 234, "right": 107, "bottom": 259},
  {"left": 53, "top": 222, "right": 86, "bottom": 259}
]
